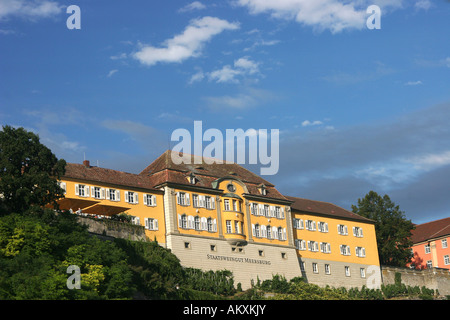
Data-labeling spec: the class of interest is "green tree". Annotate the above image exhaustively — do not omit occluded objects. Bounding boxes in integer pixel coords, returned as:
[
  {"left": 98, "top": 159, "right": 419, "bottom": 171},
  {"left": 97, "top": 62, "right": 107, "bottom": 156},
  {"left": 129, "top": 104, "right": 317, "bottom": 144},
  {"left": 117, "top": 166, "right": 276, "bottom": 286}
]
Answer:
[
  {"left": 0, "top": 125, "right": 66, "bottom": 214},
  {"left": 351, "top": 191, "right": 415, "bottom": 267}
]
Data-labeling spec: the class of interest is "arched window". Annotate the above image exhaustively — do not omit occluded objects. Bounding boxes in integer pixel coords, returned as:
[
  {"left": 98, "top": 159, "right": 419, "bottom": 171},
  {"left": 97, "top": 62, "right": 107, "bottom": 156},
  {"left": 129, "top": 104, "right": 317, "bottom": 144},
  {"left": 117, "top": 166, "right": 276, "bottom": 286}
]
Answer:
[
  {"left": 181, "top": 214, "right": 187, "bottom": 229},
  {"left": 278, "top": 227, "right": 283, "bottom": 240},
  {"left": 207, "top": 218, "right": 213, "bottom": 232},
  {"left": 255, "top": 224, "right": 260, "bottom": 238},
  {"left": 194, "top": 216, "right": 200, "bottom": 230}
]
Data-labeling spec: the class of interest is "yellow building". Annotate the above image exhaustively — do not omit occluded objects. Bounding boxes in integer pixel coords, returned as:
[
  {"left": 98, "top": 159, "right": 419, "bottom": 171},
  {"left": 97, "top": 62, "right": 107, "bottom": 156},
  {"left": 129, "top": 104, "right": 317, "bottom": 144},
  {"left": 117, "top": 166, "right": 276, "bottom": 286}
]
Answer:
[{"left": 56, "top": 151, "right": 381, "bottom": 289}]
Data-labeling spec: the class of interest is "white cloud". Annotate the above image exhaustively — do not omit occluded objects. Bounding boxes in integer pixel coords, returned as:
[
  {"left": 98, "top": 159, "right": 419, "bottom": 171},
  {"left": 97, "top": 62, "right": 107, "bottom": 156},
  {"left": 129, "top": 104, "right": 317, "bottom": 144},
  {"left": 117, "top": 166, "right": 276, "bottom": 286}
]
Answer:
[
  {"left": 0, "top": 0, "right": 64, "bottom": 21},
  {"left": 107, "top": 69, "right": 118, "bottom": 77},
  {"left": 178, "top": 1, "right": 206, "bottom": 13},
  {"left": 414, "top": 0, "right": 432, "bottom": 11},
  {"left": 132, "top": 16, "right": 239, "bottom": 66},
  {"left": 235, "top": 0, "right": 405, "bottom": 33},
  {"left": 191, "top": 56, "right": 261, "bottom": 84},
  {"left": 404, "top": 80, "right": 422, "bottom": 86},
  {"left": 406, "top": 151, "right": 450, "bottom": 171},
  {"left": 301, "top": 120, "right": 323, "bottom": 127}
]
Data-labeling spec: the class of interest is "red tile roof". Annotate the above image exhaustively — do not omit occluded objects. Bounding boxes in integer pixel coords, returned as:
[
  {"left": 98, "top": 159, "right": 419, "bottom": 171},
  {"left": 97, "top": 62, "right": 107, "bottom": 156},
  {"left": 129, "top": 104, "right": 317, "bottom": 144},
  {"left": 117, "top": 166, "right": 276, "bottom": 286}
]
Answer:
[
  {"left": 410, "top": 217, "right": 450, "bottom": 244},
  {"left": 64, "top": 162, "right": 161, "bottom": 192},
  {"left": 285, "top": 195, "right": 374, "bottom": 223},
  {"left": 139, "top": 150, "right": 289, "bottom": 201}
]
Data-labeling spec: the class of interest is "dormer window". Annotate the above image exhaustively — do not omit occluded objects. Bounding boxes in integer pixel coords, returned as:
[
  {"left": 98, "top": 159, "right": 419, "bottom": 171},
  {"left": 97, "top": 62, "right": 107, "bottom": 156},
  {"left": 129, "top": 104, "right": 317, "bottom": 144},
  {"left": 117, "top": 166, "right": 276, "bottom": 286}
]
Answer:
[
  {"left": 258, "top": 184, "right": 267, "bottom": 195},
  {"left": 188, "top": 172, "right": 198, "bottom": 184}
]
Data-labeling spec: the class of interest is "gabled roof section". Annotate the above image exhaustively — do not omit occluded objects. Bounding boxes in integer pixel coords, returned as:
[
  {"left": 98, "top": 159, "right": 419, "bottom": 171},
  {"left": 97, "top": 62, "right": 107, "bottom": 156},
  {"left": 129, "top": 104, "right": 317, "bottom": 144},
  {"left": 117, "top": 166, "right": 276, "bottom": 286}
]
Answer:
[
  {"left": 411, "top": 217, "right": 450, "bottom": 244},
  {"left": 64, "top": 162, "right": 161, "bottom": 192},
  {"left": 286, "top": 195, "right": 374, "bottom": 223},
  {"left": 139, "top": 150, "right": 288, "bottom": 201}
]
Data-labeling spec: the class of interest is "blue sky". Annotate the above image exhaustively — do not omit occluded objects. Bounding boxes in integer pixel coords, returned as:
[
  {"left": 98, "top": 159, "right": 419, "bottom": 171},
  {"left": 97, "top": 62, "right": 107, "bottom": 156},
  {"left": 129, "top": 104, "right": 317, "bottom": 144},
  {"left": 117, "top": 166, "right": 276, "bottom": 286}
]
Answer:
[{"left": 1, "top": 0, "right": 449, "bottom": 224}]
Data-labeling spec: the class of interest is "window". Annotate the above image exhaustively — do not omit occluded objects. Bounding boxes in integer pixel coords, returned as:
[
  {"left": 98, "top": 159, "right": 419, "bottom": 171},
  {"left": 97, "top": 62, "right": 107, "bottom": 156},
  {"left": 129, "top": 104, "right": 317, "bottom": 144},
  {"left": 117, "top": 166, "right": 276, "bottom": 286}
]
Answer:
[
  {"left": 250, "top": 203, "right": 258, "bottom": 215},
  {"left": 207, "top": 218, "right": 214, "bottom": 232},
  {"left": 278, "top": 227, "right": 284, "bottom": 240},
  {"left": 194, "top": 216, "right": 200, "bottom": 230},
  {"left": 258, "top": 250, "right": 264, "bottom": 257},
  {"left": 227, "top": 183, "right": 236, "bottom": 192},
  {"left": 266, "top": 225, "right": 272, "bottom": 239},
  {"left": 131, "top": 216, "right": 140, "bottom": 226},
  {"left": 107, "top": 188, "right": 120, "bottom": 201},
  {"left": 144, "top": 194, "right": 157, "bottom": 206},
  {"left": 92, "top": 186, "right": 102, "bottom": 199},
  {"left": 325, "top": 264, "right": 331, "bottom": 275},
  {"left": 340, "top": 245, "right": 351, "bottom": 256},
  {"left": 426, "top": 260, "right": 433, "bottom": 269},
  {"left": 353, "top": 226, "right": 363, "bottom": 237},
  {"left": 226, "top": 220, "right": 232, "bottom": 234},
  {"left": 184, "top": 242, "right": 191, "bottom": 249},
  {"left": 345, "top": 266, "right": 351, "bottom": 277},
  {"left": 75, "top": 184, "right": 89, "bottom": 197},
  {"left": 444, "top": 255, "right": 449, "bottom": 265},
  {"left": 224, "top": 199, "right": 230, "bottom": 211},
  {"left": 192, "top": 194, "right": 199, "bottom": 207},
  {"left": 58, "top": 182, "right": 67, "bottom": 194},
  {"left": 234, "top": 221, "right": 240, "bottom": 234},
  {"left": 232, "top": 200, "right": 238, "bottom": 211},
  {"left": 318, "top": 221, "right": 328, "bottom": 233},
  {"left": 176, "top": 192, "right": 190, "bottom": 206},
  {"left": 308, "top": 241, "right": 319, "bottom": 252},
  {"left": 263, "top": 205, "right": 269, "bottom": 217},
  {"left": 355, "top": 247, "right": 366, "bottom": 257},
  {"left": 442, "top": 239, "right": 448, "bottom": 249},
  {"left": 312, "top": 263, "right": 318, "bottom": 273},
  {"left": 305, "top": 220, "right": 316, "bottom": 231},
  {"left": 145, "top": 218, "right": 159, "bottom": 231},
  {"left": 275, "top": 206, "right": 281, "bottom": 218},
  {"left": 281, "top": 252, "right": 287, "bottom": 259},
  {"left": 295, "top": 239, "right": 307, "bottom": 251},
  {"left": 425, "top": 244, "right": 431, "bottom": 254},
  {"left": 125, "top": 191, "right": 138, "bottom": 204},
  {"left": 360, "top": 268, "right": 366, "bottom": 278},
  {"left": 254, "top": 224, "right": 260, "bottom": 237},
  {"left": 320, "top": 242, "right": 331, "bottom": 254},
  {"left": 338, "top": 224, "right": 348, "bottom": 235},
  {"left": 293, "top": 218, "right": 304, "bottom": 229},
  {"left": 205, "top": 196, "right": 213, "bottom": 209},
  {"left": 210, "top": 245, "right": 216, "bottom": 252},
  {"left": 180, "top": 214, "right": 187, "bottom": 229}
]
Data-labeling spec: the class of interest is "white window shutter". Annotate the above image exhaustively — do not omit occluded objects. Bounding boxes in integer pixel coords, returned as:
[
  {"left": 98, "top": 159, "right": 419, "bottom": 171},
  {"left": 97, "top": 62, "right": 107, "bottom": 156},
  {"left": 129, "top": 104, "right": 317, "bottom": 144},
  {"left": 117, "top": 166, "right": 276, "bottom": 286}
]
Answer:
[
  {"left": 344, "top": 225, "right": 348, "bottom": 235},
  {"left": 261, "top": 225, "right": 267, "bottom": 238},
  {"left": 91, "top": 186, "right": 95, "bottom": 197},
  {"left": 152, "top": 195, "right": 157, "bottom": 207},
  {"left": 211, "top": 197, "right": 215, "bottom": 209},
  {"left": 283, "top": 228, "right": 287, "bottom": 241},
  {"left": 106, "top": 189, "right": 110, "bottom": 200},
  {"left": 178, "top": 214, "right": 182, "bottom": 227},
  {"left": 327, "top": 243, "right": 331, "bottom": 253},
  {"left": 188, "top": 216, "right": 194, "bottom": 229},
  {"left": 115, "top": 190, "right": 120, "bottom": 201},
  {"left": 144, "top": 218, "right": 149, "bottom": 229},
  {"left": 84, "top": 185, "right": 89, "bottom": 197},
  {"left": 134, "top": 193, "right": 139, "bottom": 204},
  {"left": 124, "top": 191, "right": 129, "bottom": 203},
  {"left": 75, "top": 184, "right": 79, "bottom": 196},
  {"left": 100, "top": 188, "right": 105, "bottom": 199},
  {"left": 186, "top": 193, "right": 190, "bottom": 206},
  {"left": 213, "top": 219, "right": 217, "bottom": 232},
  {"left": 281, "top": 207, "right": 285, "bottom": 219},
  {"left": 154, "top": 219, "right": 159, "bottom": 231},
  {"left": 353, "top": 227, "right": 357, "bottom": 236},
  {"left": 272, "top": 226, "right": 278, "bottom": 239},
  {"left": 359, "top": 228, "right": 363, "bottom": 237},
  {"left": 325, "top": 223, "right": 328, "bottom": 232},
  {"left": 270, "top": 206, "right": 274, "bottom": 217},
  {"left": 252, "top": 224, "right": 256, "bottom": 237},
  {"left": 176, "top": 192, "right": 181, "bottom": 205},
  {"left": 143, "top": 194, "right": 148, "bottom": 206}
]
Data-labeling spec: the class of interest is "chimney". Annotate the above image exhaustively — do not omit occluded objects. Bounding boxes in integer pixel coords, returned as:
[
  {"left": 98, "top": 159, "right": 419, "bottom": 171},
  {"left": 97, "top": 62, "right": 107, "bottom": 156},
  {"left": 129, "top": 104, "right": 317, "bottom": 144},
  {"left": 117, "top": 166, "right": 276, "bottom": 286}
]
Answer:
[{"left": 83, "top": 160, "right": 90, "bottom": 168}]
